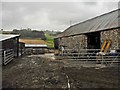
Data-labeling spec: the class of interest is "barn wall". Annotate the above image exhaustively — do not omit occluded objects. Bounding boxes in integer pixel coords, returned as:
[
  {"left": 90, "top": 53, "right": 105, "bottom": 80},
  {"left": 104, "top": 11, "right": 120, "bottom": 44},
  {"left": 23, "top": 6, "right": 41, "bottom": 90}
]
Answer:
[
  {"left": 59, "top": 34, "right": 87, "bottom": 51},
  {"left": 101, "top": 29, "right": 120, "bottom": 49},
  {"left": 2, "top": 38, "right": 17, "bottom": 50},
  {"left": 58, "top": 29, "right": 120, "bottom": 51},
  {"left": 2, "top": 37, "right": 20, "bottom": 57}
]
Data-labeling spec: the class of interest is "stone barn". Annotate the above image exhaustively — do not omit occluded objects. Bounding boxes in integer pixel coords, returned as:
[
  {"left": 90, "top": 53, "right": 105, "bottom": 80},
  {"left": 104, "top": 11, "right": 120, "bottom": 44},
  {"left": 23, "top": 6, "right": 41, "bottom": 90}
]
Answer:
[{"left": 55, "top": 9, "right": 120, "bottom": 53}]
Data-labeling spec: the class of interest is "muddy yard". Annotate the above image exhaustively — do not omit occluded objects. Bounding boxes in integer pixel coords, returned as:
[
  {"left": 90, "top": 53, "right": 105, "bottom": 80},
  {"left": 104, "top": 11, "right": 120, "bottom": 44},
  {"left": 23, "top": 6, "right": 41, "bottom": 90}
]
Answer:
[{"left": 2, "top": 54, "right": 120, "bottom": 89}]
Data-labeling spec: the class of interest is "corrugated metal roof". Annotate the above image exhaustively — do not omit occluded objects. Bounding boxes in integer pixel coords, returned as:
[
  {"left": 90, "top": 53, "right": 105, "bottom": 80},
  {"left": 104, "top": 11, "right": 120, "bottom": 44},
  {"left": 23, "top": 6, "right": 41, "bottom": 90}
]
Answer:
[
  {"left": 54, "top": 33, "right": 64, "bottom": 38},
  {"left": 58, "top": 9, "right": 119, "bottom": 38},
  {"left": 0, "top": 34, "right": 20, "bottom": 41}
]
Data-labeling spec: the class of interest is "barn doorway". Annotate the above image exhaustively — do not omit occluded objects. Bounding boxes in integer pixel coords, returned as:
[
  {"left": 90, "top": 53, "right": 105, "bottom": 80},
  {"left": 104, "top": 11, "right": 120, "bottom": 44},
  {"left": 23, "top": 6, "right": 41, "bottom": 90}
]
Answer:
[{"left": 86, "top": 32, "right": 100, "bottom": 49}]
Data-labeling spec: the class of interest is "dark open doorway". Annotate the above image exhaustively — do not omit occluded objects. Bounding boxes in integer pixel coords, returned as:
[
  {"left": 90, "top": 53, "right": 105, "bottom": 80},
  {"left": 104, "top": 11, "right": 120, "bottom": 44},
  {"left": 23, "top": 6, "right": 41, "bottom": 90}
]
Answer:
[{"left": 86, "top": 32, "right": 100, "bottom": 49}]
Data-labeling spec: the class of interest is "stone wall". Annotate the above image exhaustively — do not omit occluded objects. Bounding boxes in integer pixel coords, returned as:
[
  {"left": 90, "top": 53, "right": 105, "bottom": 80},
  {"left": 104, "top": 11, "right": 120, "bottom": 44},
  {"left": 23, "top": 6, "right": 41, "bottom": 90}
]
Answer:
[
  {"left": 101, "top": 29, "right": 120, "bottom": 49},
  {"left": 58, "top": 29, "right": 120, "bottom": 51},
  {"left": 59, "top": 35, "right": 87, "bottom": 51}
]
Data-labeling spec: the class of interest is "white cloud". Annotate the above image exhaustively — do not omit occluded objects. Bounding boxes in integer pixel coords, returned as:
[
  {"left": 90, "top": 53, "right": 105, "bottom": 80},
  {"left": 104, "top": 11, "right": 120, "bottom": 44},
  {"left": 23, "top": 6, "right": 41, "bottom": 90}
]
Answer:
[
  {"left": 1, "top": 2, "right": 118, "bottom": 31},
  {"left": 1, "top": 0, "right": 119, "bottom": 2},
  {"left": 0, "top": 2, "right": 2, "bottom": 28}
]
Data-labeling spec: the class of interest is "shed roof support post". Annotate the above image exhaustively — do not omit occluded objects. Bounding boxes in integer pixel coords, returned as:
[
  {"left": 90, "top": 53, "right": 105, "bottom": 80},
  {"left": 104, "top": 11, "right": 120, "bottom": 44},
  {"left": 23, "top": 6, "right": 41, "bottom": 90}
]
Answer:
[{"left": 16, "top": 37, "right": 19, "bottom": 57}]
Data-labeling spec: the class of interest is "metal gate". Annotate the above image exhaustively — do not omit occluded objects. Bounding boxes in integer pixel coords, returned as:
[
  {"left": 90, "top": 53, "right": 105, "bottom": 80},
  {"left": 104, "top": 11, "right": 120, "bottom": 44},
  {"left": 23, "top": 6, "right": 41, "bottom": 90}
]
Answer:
[
  {"left": 58, "top": 49, "right": 120, "bottom": 66},
  {"left": 2, "top": 49, "right": 14, "bottom": 65}
]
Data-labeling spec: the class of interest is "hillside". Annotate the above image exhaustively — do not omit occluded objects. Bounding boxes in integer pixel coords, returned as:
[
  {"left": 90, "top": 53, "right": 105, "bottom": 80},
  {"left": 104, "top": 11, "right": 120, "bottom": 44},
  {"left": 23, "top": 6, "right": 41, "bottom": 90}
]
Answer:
[
  {"left": 45, "top": 33, "right": 54, "bottom": 48},
  {"left": 11, "top": 29, "right": 46, "bottom": 40},
  {"left": 2, "top": 29, "right": 61, "bottom": 48}
]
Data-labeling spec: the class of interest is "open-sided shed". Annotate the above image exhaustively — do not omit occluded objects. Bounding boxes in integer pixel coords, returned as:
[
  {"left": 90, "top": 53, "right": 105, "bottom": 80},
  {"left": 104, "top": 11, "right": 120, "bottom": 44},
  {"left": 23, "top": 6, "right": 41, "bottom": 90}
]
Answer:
[
  {"left": 25, "top": 44, "right": 47, "bottom": 54},
  {"left": 0, "top": 34, "right": 25, "bottom": 65}
]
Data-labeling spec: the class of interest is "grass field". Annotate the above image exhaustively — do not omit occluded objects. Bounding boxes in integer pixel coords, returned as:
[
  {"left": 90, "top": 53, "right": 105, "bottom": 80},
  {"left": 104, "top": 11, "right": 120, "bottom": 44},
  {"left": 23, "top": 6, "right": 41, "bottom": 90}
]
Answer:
[{"left": 45, "top": 34, "right": 54, "bottom": 48}]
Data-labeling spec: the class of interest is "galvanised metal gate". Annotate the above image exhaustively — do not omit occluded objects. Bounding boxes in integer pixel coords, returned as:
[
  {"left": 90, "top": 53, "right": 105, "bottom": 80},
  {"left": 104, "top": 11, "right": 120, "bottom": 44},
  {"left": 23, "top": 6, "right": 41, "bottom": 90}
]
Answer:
[
  {"left": 58, "top": 49, "right": 120, "bottom": 66},
  {"left": 2, "top": 49, "right": 14, "bottom": 65}
]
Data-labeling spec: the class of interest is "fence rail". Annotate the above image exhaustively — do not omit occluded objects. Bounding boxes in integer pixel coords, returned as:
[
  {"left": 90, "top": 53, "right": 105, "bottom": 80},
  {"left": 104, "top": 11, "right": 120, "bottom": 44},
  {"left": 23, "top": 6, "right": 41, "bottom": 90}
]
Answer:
[
  {"left": 58, "top": 49, "right": 120, "bottom": 65},
  {"left": 1, "top": 49, "right": 14, "bottom": 65}
]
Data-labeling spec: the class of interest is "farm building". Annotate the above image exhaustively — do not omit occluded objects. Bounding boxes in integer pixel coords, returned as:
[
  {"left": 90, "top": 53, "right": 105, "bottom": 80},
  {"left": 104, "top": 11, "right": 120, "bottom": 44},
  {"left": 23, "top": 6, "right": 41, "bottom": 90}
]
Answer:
[
  {"left": 25, "top": 44, "right": 47, "bottom": 54},
  {"left": 0, "top": 34, "right": 25, "bottom": 65},
  {"left": 19, "top": 39, "right": 48, "bottom": 54},
  {"left": 55, "top": 9, "right": 120, "bottom": 53}
]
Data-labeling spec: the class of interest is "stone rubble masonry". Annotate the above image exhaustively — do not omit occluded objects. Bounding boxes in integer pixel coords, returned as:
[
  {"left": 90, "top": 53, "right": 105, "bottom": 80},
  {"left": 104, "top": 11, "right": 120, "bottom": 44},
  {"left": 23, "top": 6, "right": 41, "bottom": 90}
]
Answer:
[
  {"left": 58, "top": 29, "right": 120, "bottom": 51},
  {"left": 101, "top": 29, "right": 120, "bottom": 50},
  {"left": 59, "top": 35, "right": 87, "bottom": 51}
]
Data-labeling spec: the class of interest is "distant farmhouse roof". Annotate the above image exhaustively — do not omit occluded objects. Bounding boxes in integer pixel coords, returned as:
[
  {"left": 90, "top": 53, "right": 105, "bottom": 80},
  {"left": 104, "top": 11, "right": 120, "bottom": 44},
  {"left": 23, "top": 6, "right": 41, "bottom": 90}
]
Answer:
[
  {"left": 25, "top": 44, "right": 47, "bottom": 48},
  {"left": 0, "top": 34, "right": 19, "bottom": 42},
  {"left": 56, "top": 9, "right": 119, "bottom": 38}
]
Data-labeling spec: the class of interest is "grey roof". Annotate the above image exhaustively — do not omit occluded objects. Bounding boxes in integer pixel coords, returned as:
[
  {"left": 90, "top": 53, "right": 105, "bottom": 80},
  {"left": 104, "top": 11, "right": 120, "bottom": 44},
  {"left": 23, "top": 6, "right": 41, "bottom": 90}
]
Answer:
[
  {"left": 57, "top": 9, "right": 119, "bottom": 38},
  {"left": 0, "top": 34, "right": 20, "bottom": 42}
]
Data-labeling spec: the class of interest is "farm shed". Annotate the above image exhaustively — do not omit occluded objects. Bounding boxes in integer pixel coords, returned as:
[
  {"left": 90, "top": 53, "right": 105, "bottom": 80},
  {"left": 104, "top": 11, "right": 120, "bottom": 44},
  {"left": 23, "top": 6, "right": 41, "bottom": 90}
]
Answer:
[
  {"left": 0, "top": 34, "right": 25, "bottom": 65},
  {"left": 55, "top": 9, "right": 120, "bottom": 52},
  {"left": 25, "top": 44, "right": 47, "bottom": 54}
]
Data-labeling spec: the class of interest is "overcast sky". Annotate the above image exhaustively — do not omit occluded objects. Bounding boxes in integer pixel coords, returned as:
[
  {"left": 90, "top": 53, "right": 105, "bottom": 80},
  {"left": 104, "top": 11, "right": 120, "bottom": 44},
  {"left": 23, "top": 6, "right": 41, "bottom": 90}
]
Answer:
[{"left": 1, "top": 1, "right": 119, "bottom": 31}]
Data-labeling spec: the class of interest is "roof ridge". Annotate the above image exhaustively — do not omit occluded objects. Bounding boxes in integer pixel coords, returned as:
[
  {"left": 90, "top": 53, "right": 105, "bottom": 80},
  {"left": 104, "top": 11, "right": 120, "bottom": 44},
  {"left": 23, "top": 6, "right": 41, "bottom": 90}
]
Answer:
[{"left": 70, "top": 9, "right": 119, "bottom": 28}]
